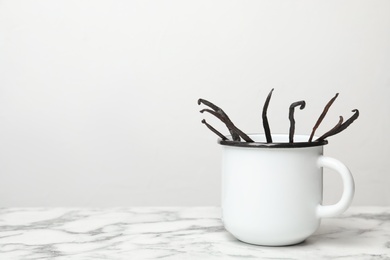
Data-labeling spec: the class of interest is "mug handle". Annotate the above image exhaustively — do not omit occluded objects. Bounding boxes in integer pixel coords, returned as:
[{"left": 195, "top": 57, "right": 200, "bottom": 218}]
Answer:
[{"left": 316, "top": 156, "right": 355, "bottom": 218}]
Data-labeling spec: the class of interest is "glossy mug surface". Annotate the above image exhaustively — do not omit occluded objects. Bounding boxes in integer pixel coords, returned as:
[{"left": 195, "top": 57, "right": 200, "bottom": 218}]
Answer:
[{"left": 220, "top": 134, "right": 354, "bottom": 246}]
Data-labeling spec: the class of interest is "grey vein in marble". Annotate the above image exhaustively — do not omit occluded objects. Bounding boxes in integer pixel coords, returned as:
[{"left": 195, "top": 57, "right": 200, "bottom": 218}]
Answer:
[{"left": 0, "top": 207, "right": 389, "bottom": 259}]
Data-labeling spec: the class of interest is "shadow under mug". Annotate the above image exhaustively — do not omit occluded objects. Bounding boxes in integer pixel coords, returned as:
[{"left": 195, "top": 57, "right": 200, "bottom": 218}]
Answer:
[{"left": 219, "top": 134, "right": 355, "bottom": 246}]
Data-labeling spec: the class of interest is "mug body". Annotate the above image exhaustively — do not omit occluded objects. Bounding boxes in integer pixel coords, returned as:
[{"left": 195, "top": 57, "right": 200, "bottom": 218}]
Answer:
[{"left": 221, "top": 134, "right": 325, "bottom": 246}]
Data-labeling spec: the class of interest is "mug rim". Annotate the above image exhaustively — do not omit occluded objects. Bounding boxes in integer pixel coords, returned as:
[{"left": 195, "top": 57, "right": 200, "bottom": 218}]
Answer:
[{"left": 218, "top": 133, "right": 328, "bottom": 148}]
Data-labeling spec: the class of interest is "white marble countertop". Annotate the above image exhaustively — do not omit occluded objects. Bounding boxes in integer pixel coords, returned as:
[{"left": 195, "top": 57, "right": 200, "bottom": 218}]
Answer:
[{"left": 0, "top": 207, "right": 389, "bottom": 259}]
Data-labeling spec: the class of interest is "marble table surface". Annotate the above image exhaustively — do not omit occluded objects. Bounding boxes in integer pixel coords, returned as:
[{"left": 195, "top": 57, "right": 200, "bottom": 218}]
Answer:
[{"left": 0, "top": 207, "right": 389, "bottom": 259}]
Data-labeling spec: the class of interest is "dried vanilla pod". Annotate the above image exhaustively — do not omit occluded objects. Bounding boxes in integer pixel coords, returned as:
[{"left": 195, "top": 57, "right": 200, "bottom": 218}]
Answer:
[
  {"left": 309, "top": 93, "right": 339, "bottom": 142},
  {"left": 316, "top": 110, "right": 359, "bottom": 141},
  {"left": 333, "top": 109, "right": 359, "bottom": 135},
  {"left": 289, "top": 101, "right": 306, "bottom": 143},
  {"left": 262, "top": 88, "right": 274, "bottom": 143},
  {"left": 201, "top": 119, "right": 228, "bottom": 141},
  {"left": 198, "top": 99, "right": 241, "bottom": 141},
  {"left": 317, "top": 116, "right": 344, "bottom": 141},
  {"left": 200, "top": 109, "right": 254, "bottom": 142}
]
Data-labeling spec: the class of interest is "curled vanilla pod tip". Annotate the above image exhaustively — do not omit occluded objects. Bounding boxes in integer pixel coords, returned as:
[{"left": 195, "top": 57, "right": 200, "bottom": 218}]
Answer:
[
  {"left": 201, "top": 119, "right": 228, "bottom": 141},
  {"left": 262, "top": 88, "right": 274, "bottom": 143},
  {"left": 309, "top": 93, "right": 339, "bottom": 142},
  {"left": 198, "top": 98, "right": 240, "bottom": 141},
  {"left": 289, "top": 101, "right": 306, "bottom": 143},
  {"left": 200, "top": 108, "right": 254, "bottom": 142}
]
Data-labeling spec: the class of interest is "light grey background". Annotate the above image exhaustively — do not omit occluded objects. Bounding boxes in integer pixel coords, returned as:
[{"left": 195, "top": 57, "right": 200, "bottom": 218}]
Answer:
[{"left": 0, "top": 0, "right": 389, "bottom": 206}]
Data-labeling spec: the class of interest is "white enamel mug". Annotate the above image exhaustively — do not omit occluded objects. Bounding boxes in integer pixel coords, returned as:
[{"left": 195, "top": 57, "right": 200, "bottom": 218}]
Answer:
[{"left": 220, "top": 134, "right": 354, "bottom": 246}]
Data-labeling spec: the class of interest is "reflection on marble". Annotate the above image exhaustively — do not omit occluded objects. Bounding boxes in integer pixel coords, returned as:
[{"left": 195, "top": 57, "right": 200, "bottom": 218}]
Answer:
[{"left": 0, "top": 207, "right": 389, "bottom": 259}]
